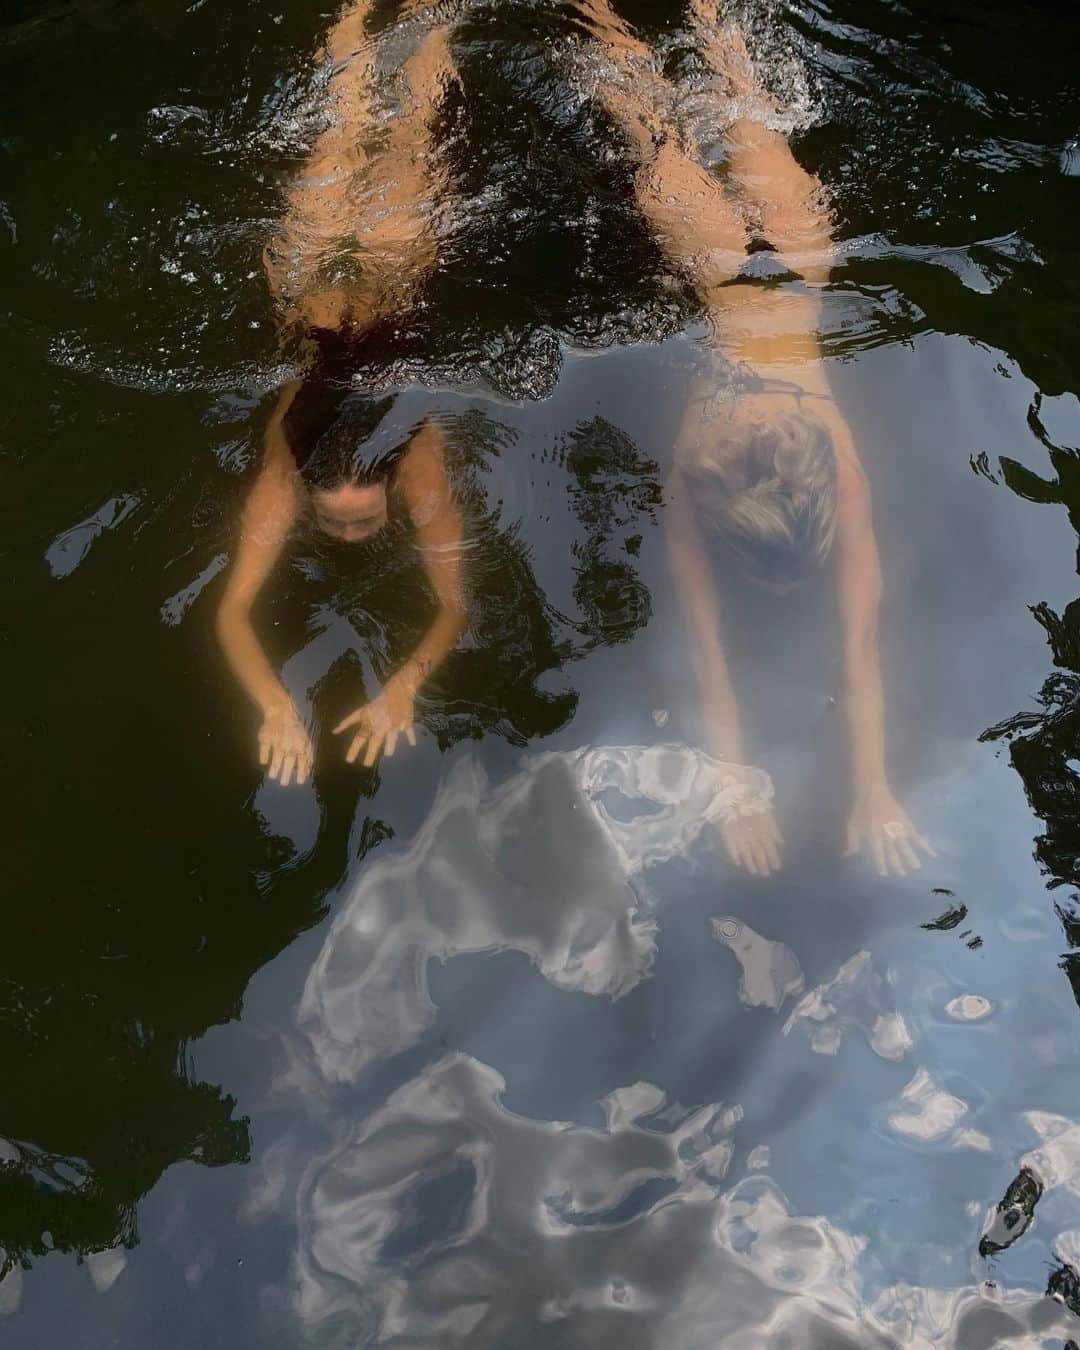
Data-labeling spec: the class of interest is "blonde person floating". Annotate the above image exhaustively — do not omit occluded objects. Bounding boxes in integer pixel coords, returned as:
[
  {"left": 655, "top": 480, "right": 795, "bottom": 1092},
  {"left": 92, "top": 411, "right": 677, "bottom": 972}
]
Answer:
[{"left": 583, "top": 0, "right": 933, "bottom": 879}]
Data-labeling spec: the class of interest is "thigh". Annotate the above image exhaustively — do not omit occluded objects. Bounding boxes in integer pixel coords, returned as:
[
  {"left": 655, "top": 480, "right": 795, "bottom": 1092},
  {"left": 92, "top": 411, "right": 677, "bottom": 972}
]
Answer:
[{"left": 266, "top": 10, "right": 459, "bottom": 326}]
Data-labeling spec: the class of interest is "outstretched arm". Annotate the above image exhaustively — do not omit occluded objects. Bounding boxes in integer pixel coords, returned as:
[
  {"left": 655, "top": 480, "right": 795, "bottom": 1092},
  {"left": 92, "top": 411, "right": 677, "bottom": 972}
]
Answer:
[
  {"left": 401, "top": 423, "right": 467, "bottom": 681},
  {"left": 835, "top": 449, "right": 934, "bottom": 873},
  {"left": 332, "top": 422, "right": 466, "bottom": 767},
  {"left": 665, "top": 467, "right": 742, "bottom": 764},
  {"left": 665, "top": 462, "right": 783, "bottom": 876},
  {"left": 216, "top": 382, "right": 313, "bottom": 785}
]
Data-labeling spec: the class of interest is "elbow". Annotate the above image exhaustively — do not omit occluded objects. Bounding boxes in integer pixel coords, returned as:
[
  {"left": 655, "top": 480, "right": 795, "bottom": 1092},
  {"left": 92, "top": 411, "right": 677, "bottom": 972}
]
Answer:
[{"left": 444, "top": 594, "right": 467, "bottom": 635}]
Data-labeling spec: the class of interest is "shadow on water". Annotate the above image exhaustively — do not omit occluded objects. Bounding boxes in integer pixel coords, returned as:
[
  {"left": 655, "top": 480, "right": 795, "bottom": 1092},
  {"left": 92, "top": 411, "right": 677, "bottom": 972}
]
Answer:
[{"left": 3, "top": 0, "right": 1080, "bottom": 1344}]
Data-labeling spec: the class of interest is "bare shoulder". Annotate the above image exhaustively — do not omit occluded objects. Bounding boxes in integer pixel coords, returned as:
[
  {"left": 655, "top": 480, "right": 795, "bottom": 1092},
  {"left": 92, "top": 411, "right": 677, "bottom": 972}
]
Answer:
[
  {"left": 397, "top": 423, "right": 452, "bottom": 525},
  {"left": 262, "top": 378, "right": 304, "bottom": 473},
  {"left": 398, "top": 425, "right": 448, "bottom": 490}
]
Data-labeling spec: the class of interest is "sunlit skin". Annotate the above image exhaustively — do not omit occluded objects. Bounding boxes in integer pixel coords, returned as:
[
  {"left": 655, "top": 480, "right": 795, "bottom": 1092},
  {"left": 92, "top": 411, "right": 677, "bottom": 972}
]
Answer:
[
  {"left": 217, "top": 0, "right": 463, "bottom": 786},
  {"left": 225, "top": 0, "right": 931, "bottom": 875},
  {"left": 217, "top": 403, "right": 465, "bottom": 786},
  {"left": 263, "top": 1, "right": 455, "bottom": 331},
  {"left": 589, "top": 0, "right": 934, "bottom": 879}
]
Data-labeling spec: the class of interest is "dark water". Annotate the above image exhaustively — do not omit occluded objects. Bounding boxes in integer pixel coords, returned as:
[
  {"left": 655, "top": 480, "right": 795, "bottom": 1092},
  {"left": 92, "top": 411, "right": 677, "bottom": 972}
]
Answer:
[{"left": 4, "top": 0, "right": 1080, "bottom": 1344}]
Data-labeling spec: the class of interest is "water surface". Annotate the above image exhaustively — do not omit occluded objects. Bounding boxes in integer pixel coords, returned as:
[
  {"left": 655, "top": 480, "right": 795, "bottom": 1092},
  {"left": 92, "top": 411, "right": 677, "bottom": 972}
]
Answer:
[{"left": 3, "top": 0, "right": 1080, "bottom": 1345}]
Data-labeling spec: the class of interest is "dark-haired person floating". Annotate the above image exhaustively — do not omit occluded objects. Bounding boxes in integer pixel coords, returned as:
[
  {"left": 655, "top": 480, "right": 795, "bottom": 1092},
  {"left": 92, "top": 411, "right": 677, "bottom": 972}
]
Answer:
[
  {"left": 582, "top": 0, "right": 934, "bottom": 878},
  {"left": 217, "top": 5, "right": 464, "bottom": 787}
]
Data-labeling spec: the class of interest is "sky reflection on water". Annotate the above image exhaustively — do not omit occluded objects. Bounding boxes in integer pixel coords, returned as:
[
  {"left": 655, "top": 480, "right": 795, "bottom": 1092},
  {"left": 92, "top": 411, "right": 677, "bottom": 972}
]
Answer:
[{"left": 3, "top": 0, "right": 1080, "bottom": 1344}]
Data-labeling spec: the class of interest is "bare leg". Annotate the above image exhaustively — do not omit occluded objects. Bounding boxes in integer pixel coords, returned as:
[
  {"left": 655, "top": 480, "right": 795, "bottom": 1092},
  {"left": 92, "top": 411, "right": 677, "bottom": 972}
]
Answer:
[
  {"left": 576, "top": 0, "right": 748, "bottom": 292},
  {"left": 686, "top": 5, "right": 832, "bottom": 280},
  {"left": 264, "top": 1, "right": 457, "bottom": 331}
]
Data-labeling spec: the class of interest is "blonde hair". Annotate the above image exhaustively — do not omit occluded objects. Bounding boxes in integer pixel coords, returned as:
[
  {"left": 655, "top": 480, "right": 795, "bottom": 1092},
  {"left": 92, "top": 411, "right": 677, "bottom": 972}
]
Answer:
[{"left": 682, "top": 410, "right": 838, "bottom": 588}]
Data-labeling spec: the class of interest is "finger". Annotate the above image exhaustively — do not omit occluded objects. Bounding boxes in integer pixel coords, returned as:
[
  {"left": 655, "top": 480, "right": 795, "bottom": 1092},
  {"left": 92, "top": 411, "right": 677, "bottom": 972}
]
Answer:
[
  {"left": 259, "top": 732, "right": 271, "bottom": 766},
  {"left": 883, "top": 835, "right": 905, "bottom": 878},
  {"left": 914, "top": 832, "right": 938, "bottom": 859},
  {"left": 752, "top": 819, "right": 778, "bottom": 868},
  {"left": 297, "top": 752, "right": 311, "bottom": 786},
  {"left": 742, "top": 839, "right": 761, "bottom": 876},
  {"left": 385, "top": 729, "right": 399, "bottom": 759},
  {"left": 754, "top": 810, "right": 781, "bottom": 845},
  {"left": 764, "top": 836, "right": 782, "bottom": 873},
  {"left": 280, "top": 753, "right": 296, "bottom": 788},
  {"left": 269, "top": 744, "right": 284, "bottom": 782},
  {"left": 752, "top": 815, "right": 776, "bottom": 845},
  {"left": 752, "top": 840, "right": 773, "bottom": 877},
  {"left": 346, "top": 732, "right": 369, "bottom": 765},
  {"left": 897, "top": 836, "right": 922, "bottom": 872},
  {"left": 333, "top": 709, "right": 367, "bottom": 735},
  {"left": 722, "top": 827, "right": 743, "bottom": 870},
  {"left": 405, "top": 725, "right": 417, "bottom": 748},
  {"left": 870, "top": 831, "right": 887, "bottom": 877},
  {"left": 363, "top": 730, "right": 385, "bottom": 768}
]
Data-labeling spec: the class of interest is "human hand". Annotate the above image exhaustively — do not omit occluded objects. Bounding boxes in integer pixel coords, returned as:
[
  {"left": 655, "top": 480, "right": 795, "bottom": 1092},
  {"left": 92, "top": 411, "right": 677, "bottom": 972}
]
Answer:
[
  {"left": 718, "top": 809, "right": 784, "bottom": 878},
  {"left": 844, "top": 786, "right": 936, "bottom": 877},
  {"left": 259, "top": 703, "right": 313, "bottom": 787},
  {"left": 332, "top": 670, "right": 418, "bottom": 768}
]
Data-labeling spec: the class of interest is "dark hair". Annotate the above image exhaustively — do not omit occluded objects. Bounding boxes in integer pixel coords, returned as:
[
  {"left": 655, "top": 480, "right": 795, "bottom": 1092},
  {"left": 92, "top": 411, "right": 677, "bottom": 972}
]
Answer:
[
  {"left": 282, "top": 318, "right": 413, "bottom": 491},
  {"left": 298, "top": 392, "right": 401, "bottom": 492}
]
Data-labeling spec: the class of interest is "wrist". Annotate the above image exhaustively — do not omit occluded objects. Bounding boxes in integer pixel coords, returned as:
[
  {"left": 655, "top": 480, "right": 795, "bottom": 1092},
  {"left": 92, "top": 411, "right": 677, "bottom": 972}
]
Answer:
[
  {"left": 260, "top": 692, "right": 294, "bottom": 719},
  {"left": 704, "top": 695, "right": 742, "bottom": 761},
  {"left": 706, "top": 723, "right": 745, "bottom": 765},
  {"left": 401, "top": 653, "right": 433, "bottom": 691},
  {"left": 853, "top": 769, "right": 891, "bottom": 801}
]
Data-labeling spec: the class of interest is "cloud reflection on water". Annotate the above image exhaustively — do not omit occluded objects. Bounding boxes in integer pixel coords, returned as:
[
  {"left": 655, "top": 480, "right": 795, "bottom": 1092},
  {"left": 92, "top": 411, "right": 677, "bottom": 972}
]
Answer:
[
  {"left": 782, "top": 949, "right": 913, "bottom": 1062},
  {"left": 712, "top": 916, "right": 804, "bottom": 1012},
  {"left": 293, "top": 1051, "right": 885, "bottom": 1349},
  {"left": 289, "top": 1052, "right": 1078, "bottom": 1348},
  {"left": 298, "top": 743, "right": 767, "bottom": 1083},
  {"left": 276, "top": 742, "right": 1080, "bottom": 1346}
]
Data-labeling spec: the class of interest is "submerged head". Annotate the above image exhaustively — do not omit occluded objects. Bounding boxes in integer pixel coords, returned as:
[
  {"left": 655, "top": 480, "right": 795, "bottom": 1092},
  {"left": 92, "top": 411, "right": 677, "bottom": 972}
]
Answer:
[
  {"left": 682, "top": 410, "right": 838, "bottom": 588},
  {"left": 299, "top": 393, "right": 398, "bottom": 543},
  {"left": 309, "top": 479, "right": 389, "bottom": 543}
]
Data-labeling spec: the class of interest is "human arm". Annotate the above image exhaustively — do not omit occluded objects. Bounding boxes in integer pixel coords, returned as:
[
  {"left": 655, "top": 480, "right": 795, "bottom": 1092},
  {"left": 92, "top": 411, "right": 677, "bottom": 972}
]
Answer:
[
  {"left": 216, "top": 382, "right": 313, "bottom": 786},
  {"left": 400, "top": 423, "right": 467, "bottom": 676},
  {"left": 332, "top": 421, "right": 466, "bottom": 766},
  {"left": 666, "top": 467, "right": 743, "bottom": 764},
  {"left": 666, "top": 466, "right": 782, "bottom": 876},
  {"left": 834, "top": 445, "right": 935, "bottom": 874}
]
